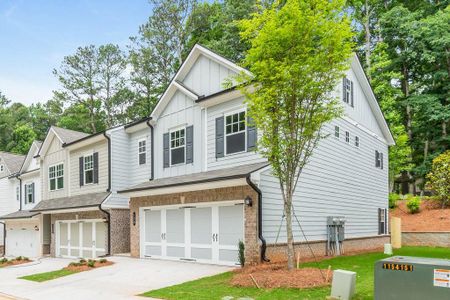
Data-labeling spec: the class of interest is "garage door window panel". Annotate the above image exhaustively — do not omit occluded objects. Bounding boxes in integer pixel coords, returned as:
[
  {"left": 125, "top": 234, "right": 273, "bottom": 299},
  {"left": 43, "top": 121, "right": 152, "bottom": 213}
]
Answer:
[{"left": 225, "top": 111, "right": 246, "bottom": 155}]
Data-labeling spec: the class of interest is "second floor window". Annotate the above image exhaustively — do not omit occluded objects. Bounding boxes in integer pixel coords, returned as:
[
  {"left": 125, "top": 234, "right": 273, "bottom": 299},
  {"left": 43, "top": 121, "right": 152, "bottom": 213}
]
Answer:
[
  {"left": 375, "top": 150, "right": 384, "bottom": 169},
  {"left": 16, "top": 186, "right": 19, "bottom": 201},
  {"left": 25, "top": 183, "right": 34, "bottom": 204},
  {"left": 138, "top": 140, "right": 147, "bottom": 165},
  {"left": 334, "top": 126, "right": 340, "bottom": 138},
  {"left": 343, "top": 77, "right": 354, "bottom": 107},
  {"left": 345, "top": 131, "right": 350, "bottom": 143},
  {"left": 84, "top": 154, "right": 94, "bottom": 184},
  {"left": 170, "top": 128, "right": 185, "bottom": 165},
  {"left": 225, "top": 111, "right": 246, "bottom": 155},
  {"left": 49, "top": 163, "right": 64, "bottom": 191},
  {"left": 355, "top": 136, "right": 360, "bottom": 147}
]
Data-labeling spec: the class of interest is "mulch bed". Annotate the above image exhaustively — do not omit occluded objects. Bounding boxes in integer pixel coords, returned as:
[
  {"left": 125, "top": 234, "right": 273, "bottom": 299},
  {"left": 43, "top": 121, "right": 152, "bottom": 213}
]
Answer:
[
  {"left": 390, "top": 200, "right": 450, "bottom": 232},
  {"left": 230, "top": 263, "right": 332, "bottom": 289},
  {"left": 64, "top": 260, "right": 114, "bottom": 272},
  {"left": 0, "top": 258, "right": 32, "bottom": 268}
]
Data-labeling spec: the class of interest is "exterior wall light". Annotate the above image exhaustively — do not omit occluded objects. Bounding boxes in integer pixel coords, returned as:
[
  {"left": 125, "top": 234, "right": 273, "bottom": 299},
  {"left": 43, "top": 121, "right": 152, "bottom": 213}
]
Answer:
[{"left": 244, "top": 196, "right": 253, "bottom": 207}]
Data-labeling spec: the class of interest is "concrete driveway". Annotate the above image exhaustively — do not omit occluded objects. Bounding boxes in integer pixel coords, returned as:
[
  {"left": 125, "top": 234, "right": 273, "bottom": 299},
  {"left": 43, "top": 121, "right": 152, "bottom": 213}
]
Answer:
[{"left": 0, "top": 256, "right": 233, "bottom": 300}]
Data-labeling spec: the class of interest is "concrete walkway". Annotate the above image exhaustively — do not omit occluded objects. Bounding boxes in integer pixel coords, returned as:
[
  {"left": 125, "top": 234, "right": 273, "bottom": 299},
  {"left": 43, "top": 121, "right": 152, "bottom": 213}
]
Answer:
[{"left": 0, "top": 257, "right": 232, "bottom": 300}]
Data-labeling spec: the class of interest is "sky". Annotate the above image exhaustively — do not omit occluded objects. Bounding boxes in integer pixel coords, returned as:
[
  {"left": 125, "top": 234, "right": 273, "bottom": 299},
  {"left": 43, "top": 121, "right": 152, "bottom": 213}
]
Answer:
[{"left": 0, "top": 0, "right": 151, "bottom": 105}]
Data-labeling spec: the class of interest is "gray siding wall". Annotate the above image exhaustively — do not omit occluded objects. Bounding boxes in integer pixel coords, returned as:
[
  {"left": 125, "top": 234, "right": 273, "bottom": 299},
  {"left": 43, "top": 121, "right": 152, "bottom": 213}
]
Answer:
[
  {"left": 154, "top": 90, "right": 204, "bottom": 178},
  {"left": 260, "top": 118, "right": 389, "bottom": 243},
  {"left": 42, "top": 136, "right": 69, "bottom": 200},
  {"left": 207, "top": 96, "right": 266, "bottom": 170}
]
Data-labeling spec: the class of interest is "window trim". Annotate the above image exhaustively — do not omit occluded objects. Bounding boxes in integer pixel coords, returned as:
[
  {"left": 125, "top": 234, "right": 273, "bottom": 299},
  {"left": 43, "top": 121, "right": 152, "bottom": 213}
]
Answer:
[
  {"left": 379, "top": 208, "right": 387, "bottom": 235},
  {"left": 334, "top": 126, "right": 340, "bottom": 139},
  {"left": 224, "top": 109, "right": 247, "bottom": 156},
  {"left": 25, "top": 183, "right": 34, "bottom": 204},
  {"left": 83, "top": 153, "right": 95, "bottom": 185},
  {"left": 138, "top": 138, "right": 147, "bottom": 166},
  {"left": 169, "top": 126, "right": 186, "bottom": 166},
  {"left": 345, "top": 131, "right": 350, "bottom": 143},
  {"left": 48, "top": 163, "right": 64, "bottom": 191}
]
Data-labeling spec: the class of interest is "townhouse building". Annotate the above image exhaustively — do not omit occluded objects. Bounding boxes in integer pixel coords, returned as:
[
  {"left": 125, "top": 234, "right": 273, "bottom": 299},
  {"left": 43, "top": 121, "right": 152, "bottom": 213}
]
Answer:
[{"left": 119, "top": 45, "right": 394, "bottom": 266}]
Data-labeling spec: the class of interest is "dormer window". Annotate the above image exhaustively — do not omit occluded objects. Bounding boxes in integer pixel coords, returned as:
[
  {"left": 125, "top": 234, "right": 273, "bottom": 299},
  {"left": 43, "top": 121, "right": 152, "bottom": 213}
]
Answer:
[{"left": 343, "top": 77, "right": 354, "bottom": 107}]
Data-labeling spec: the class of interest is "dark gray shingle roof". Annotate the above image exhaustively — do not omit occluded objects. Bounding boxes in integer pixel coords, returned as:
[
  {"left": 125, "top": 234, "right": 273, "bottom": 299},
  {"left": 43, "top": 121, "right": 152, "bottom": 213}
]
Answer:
[
  {"left": 119, "top": 162, "right": 269, "bottom": 193},
  {"left": 52, "top": 126, "right": 90, "bottom": 145},
  {"left": 32, "top": 192, "right": 110, "bottom": 212},
  {"left": 0, "top": 151, "right": 25, "bottom": 174},
  {"left": 0, "top": 210, "right": 40, "bottom": 220}
]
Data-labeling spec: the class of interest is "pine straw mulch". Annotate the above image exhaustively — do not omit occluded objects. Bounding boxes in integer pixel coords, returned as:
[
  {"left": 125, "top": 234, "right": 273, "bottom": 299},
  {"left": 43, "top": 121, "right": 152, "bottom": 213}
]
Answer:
[
  {"left": 230, "top": 263, "right": 332, "bottom": 289},
  {"left": 64, "top": 260, "right": 114, "bottom": 272},
  {"left": 0, "top": 258, "right": 32, "bottom": 268}
]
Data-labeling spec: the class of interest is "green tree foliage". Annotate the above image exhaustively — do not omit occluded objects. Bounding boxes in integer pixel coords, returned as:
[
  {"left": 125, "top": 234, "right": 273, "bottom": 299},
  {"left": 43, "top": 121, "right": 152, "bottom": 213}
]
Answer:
[
  {"left": 238, "top": 0, "right": 353, "bottom": 269},
  {"left": 8, "top": 125, "right": 37, "bottom": 155},
  {"left": 426, "top": 150, "right": 450, "bottom": 208}
]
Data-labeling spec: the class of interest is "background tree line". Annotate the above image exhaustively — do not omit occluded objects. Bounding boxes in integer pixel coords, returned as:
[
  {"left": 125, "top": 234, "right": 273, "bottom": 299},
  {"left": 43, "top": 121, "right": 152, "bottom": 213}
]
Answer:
[{"left": 0, "top": 0, "right": 448, "bottom": 193}]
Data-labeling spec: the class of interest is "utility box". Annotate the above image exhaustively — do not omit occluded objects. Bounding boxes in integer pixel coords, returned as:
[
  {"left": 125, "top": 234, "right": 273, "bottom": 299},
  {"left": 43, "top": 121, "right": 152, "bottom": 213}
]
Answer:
[
  {"left": 374, "top": 256, "right": 450, "bottom": 300},
  {"left": 331, "top": 269, "right": 356, "bottom": 300}
]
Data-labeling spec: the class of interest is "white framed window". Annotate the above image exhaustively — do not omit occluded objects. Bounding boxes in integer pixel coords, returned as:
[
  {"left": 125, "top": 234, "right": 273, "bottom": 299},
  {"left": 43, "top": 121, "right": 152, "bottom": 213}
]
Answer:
[
  {"left": 343, "top": 77, "right": 354, "bottom": 107},
  {"left": 138, "top": 139, "right": 147, "bottom": 165},
  {"left": 355, "top": 136, "right": 360, "bottom": 147},
  {"left": 170, "top": 128, "right": 186, "bottom": 165},
  {"left": 375, "top": 150, "right": 383, "bottom": 169},
  {"left": 379, "top": 208, "right": 387, "bottom": 234},
  {"left": 49, "top": 163, "right": 64, "bottom": 191},
  {"left": 25, "top": 184, "right": 34, "bottom": 204},
  {"left": 225, "top": 110, "right": 246, "bottom": 155},
  {"left": 345, "top": 131, "right": 350, "bottom": 143},
  {"left": 334, "top": 126, "right": 340, "bottom": 138},
  {"left": 16, "top": 186, "right": 20, "bottom": 201},
  {"left": 84, "top": 154, "right": 94, "bottom": 185}
]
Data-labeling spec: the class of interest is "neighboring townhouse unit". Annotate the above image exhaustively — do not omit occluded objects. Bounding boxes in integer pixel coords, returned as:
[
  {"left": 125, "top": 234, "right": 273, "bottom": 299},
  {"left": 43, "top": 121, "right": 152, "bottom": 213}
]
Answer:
[
  {"left": 27, "top": 121, "right": 151, "bottom": 259},
  {"left": 119, "top": 44, "right": 395, "bottom": 266},
  {"left": 0, "top": 151, "right": 25, "bottom": 255},
  {"left": 0, "top": 141, "right": 49, "bottom": 258}
]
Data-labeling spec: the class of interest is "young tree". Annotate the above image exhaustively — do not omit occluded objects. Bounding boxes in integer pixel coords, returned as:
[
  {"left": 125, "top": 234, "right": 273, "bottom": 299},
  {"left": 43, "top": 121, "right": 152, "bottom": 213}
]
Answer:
[
  {"left": 238, "top": 0, "right": 353, "bottom": 269},
  {"left": 426, "top": 150, "right": 450, "bottom": 208}
]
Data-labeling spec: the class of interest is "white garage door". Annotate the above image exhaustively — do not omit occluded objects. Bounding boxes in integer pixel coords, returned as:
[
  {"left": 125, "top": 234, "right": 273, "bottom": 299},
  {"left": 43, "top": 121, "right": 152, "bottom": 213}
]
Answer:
[
  {"left": 56, "top": 220, "right": 107, "bottom": 259},
  {"left": 6, "top": 223, "right": 40, "bottom": 258},
  {"left": 142, "top": 201, "right": 244, "bottom": 266}
]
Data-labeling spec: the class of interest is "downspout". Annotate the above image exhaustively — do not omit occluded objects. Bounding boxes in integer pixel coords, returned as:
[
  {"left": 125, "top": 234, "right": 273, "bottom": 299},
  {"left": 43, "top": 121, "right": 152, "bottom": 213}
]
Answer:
[
  {"left": 246, "top": 175, "right": 269, "bottom": 262},
  {"left": 146, "top": 119, "right": 154, "bottom": 181},
  {"left": 17, "top": 175, "right": 22, "bottom": 211},
  {"left": 100, "top": 132, "right": 112, "bottom": 256}
]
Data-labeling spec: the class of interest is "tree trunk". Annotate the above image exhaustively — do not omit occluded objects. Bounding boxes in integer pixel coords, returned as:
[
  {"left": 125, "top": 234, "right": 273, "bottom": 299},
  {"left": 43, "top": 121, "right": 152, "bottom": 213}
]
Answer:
[
  {"left": 364, "top": 0, "right": 371, "bottom": 80},
  {"left": 284, "top": 192, "right": 295, "bottom": 270},
  {"left": 401, "top": 64, "right": 414, "bottom": 193},
  {"left": 420, "top": 139, "right": 429, "bottom": 196},
  {"left": 443, "top": 121, "right": 447, "bottom": 139}
]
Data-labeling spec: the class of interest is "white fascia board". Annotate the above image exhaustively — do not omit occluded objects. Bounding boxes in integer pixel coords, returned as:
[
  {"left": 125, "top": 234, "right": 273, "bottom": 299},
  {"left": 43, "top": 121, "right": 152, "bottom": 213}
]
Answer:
[{"left": 38, "top": 128, "right": 64, "bottom": 157}]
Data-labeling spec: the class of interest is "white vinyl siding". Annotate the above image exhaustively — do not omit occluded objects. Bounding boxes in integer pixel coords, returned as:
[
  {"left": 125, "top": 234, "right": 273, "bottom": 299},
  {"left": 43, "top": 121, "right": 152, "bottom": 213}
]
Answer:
[{"left": 260, "top": 118, "right": 389, "bottom": 243}]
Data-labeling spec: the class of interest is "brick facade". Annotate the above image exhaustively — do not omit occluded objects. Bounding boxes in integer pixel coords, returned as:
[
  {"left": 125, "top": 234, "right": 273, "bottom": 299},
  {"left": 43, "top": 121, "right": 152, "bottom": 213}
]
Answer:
[
  {"left": 109, "top": 209, "right": 130, "bottom": 254},
  {"left": 129, "top": 185, "right": 260, "bottom": 265},
  {"left": 265, "top": 235, "right": 391, "bottom": 262},
  {"left": 402, "top": 232, "right": 450, "bottom": 248}
]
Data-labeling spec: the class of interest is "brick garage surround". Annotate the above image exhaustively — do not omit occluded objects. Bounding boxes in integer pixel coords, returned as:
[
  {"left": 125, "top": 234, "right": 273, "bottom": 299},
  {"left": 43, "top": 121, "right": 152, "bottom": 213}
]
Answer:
[
  {"left": 109, "top": 209, "right": 130, "bottom": 254},
  {"left": 402, "top": 232, "right": 450, "bottom": 247},
  {"left": 265, "top": 235, "right": 390, "bottom": 262},
  {"left": 50, "top": 210, "right": 107, "bottom": 257},
  {"left": 129, "top": 185, "right": 261, "bottom": 265}
]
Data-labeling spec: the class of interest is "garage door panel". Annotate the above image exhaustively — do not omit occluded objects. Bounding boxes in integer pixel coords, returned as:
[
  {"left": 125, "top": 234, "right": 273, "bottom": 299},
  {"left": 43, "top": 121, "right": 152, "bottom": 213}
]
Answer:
[
  {"left": 60, "top": 223, "right": 68, "bottom": 246},
  {"left": 219, "top": 205, "right": 244, "bottom": 247},
  {"left": 191, "top": 247, "right": 212, "bottom": 260},
  {"left": 82, "top": 222, "right": 93, "bottom": 248},
  {"left": 166, "top": 209, "right": 184, "bottom": 243},
  {"left": 95, "top": 222, "right": 107, "bottom": 250},
  {"left": 145, "top": 210, "right": 161, "bottom": 243},
  {"left": 166, "top": 246, "right": 184, "bottom": 258},
  {"left": 219, "top": 249, "right": 239, "bottom": 262},
  {"left": 191, "top": 207, "right": 212, "bottom": 245},
  {"left": 145, "top": 245, "right": 161, "bottom": 256}
]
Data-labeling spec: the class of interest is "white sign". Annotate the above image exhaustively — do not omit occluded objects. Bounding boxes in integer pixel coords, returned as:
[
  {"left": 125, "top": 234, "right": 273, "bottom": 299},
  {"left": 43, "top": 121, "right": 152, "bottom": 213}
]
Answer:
[{"left": 434, "top": 269, "right": 450, "bottom": 288}]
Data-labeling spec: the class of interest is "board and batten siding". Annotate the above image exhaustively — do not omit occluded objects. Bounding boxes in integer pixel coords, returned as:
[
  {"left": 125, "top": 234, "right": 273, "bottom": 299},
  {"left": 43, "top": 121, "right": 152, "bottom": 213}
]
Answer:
[
  {"left": 182, "top": 54, "right": 237, "bottom": 97},
  {"left": 206, "top": 96, "right": 266, "bottom": 171},
  {"left": 21, "top": 172, "right": 41, "bottom": 211},
  {"left": 260, "top": 118, "right": 389, "bottom": 243},
  {"left": 129, "top": 129, "right": 152, "bottom": 185},
  {"left": 42, "top": 136, "right": 69, "bottom": 200},
  {"left": 153, "top": 90, "right": 204, "bottom": 178},
  {"left": 69, "top": 140, "right": 109, "bottom": 196}
]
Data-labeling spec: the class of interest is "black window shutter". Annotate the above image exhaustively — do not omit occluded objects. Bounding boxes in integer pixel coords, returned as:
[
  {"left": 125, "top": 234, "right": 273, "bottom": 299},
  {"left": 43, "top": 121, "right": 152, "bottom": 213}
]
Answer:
[
  {"left": 350, "top": 80, "right": 354, "bottom": 107},
  {"left": 186, "top": 125, "right": 194, "bottom": 164},
  {"left": 93, "top": 152, "right": 99, "bottom": 184},
  {"left": 31, "top": 182, "right": 35, "bottom": 203},
  {"left": 79, "top": 157, "right": 84, "bottom": 186},
  {"left": 215, "top": 117, "right": 224, "bottom": 158},
  {"left": 384, "top": 208, "right": 388, "bottom": 234},
  {"left": 247, "top": 116, "right": 257, "bottom": 151},
  {"left": 375, "top": 150, "right": 379, "bottom": 167},
  {"left": 380, "top": 152, "right": 384, "bottom": 169},
  {"left": 378, "top": 208, "right": 382, "bottom": 234},
  {"left": 163, "top": 133, "right": 169, "bottom": 168},
  {"left": 342, "top": 77, "right": 346, "bottom": 102}
]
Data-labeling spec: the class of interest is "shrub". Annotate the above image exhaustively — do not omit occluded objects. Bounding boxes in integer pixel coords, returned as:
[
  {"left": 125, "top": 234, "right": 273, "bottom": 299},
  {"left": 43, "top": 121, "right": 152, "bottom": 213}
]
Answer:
[
  {"left": 407, "top": 196, "right": 421, "bottom": 214},
  {"left": 69, "top": 262, "right": 81, "bottom": 267},
  {"left": 389, "top": 193, "right": 401, "bottom": 208},
  {"left": 79, "top": 259, "right": 86, "bottom": 264},
  {"left": 426, "top": 150, "right": 450, "bottom": 208},
  {"left": 16, "top": 256, "right": 23, "bottom": 261},
  {"left": 87, "top": 260, "right": 95, "bottom": 268},
  {"left": 0, "top": 258, "right": 8, "bottom": 264},
  {"left": 238, "top": 240, "right": 245, "bottom": 267},
  {"left": 99, "top": 258, "right": 107, "bottom": 264}
]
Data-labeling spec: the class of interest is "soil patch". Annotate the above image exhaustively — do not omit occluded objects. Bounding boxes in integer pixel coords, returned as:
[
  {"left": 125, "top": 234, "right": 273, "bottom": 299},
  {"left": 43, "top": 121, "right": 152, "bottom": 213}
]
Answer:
[
  {"left": 64, "top": 261, "right": 114, "bottom": 272},
  {"left": 0, "top": 258, "right": 32, "bottom": 268},
  {"left": 231, "top": 263, "right": 332, "bottom": 289},
  {"left": 390, "top": 200, "right": 450, "bottom": 232}
]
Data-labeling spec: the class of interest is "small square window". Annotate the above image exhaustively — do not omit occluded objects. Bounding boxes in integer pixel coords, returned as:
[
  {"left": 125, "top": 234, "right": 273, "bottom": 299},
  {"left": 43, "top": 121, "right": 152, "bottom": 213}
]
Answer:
[
  {"left": 355, "top": 136, "right": 360, "bottom": 147},
  {"left": 345, "top": 131, "right": 350, "bottom": 143},
  {"left": 334, "top": 126, "right": 340, "bottom": 138}
]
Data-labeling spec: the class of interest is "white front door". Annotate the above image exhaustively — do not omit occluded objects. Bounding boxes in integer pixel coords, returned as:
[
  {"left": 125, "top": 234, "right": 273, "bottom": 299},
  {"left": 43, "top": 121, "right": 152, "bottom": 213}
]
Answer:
[
  {"left": 142, "top": 202, "right": 244, "bottom": 266},
  {"left": 56, "top": 220, "right": 106, "bottom": 259},
  {"left": 5, "top": 222, "right": 40, "bottom": 258}
]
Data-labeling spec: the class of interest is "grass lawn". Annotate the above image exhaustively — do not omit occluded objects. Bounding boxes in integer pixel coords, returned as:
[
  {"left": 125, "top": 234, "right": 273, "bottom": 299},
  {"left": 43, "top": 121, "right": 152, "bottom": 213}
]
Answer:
[
  {"left": 19, "top": 269, "right": 78, "bottom": 282},
  {"left": 141, "top": 246, "right": 450, "bottom": 300}
]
